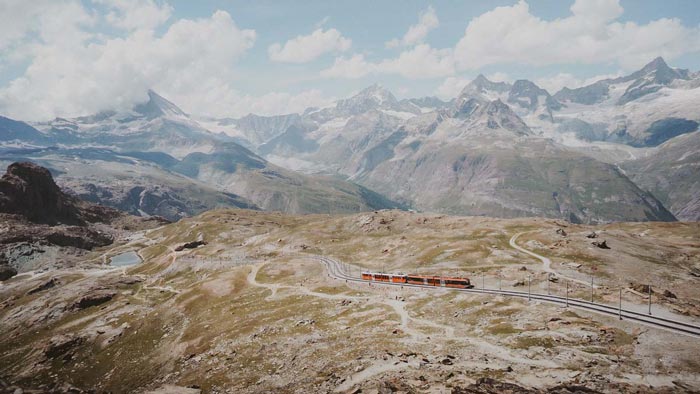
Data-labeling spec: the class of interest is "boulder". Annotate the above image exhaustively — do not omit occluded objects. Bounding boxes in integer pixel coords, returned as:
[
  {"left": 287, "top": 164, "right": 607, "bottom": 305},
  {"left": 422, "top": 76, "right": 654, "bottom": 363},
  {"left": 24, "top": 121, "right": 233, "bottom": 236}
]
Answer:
[
  {"left": 73, "top": 290, "right": 116, "bottom": 309},
  {"left": 592, "top": 240, "right": 610, "bottom": 249},
  {"left": 174, "top": 241, "right": 207, "bottom": 251},
  {"left": 0, "top": 264, "right": 17, "bottom": 281},
  {"left": 630, "top": 283, "right": 653, "bottom": 294},
  {"left": 44, "top": 334, "right": 84, "bottom": 361},
  {"left": 28, "top": 277, "right": 59, "bottom": 295},
  {"left": 663, "top": 290, "right": 677, "bottom": 299}
]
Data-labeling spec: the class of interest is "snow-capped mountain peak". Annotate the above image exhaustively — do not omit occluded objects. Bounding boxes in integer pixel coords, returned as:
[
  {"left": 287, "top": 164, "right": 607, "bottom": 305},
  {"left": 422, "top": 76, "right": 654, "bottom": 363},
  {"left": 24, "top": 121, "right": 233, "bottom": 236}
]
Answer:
[
  {"left": 459, "top": 74, "right": 511, "bottom": 100},
  {"left": 336, "top": 84, "right": 398, "bottom": 111},
  {"left": 133, "top": 90, "right": 188, "bottom": 119}
]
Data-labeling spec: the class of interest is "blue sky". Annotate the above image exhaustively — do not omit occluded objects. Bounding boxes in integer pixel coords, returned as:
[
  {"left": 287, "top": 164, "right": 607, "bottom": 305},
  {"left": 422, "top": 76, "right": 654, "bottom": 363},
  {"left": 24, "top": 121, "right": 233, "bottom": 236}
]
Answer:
[{"left": 1, "top": 0, "right": 700, "bottom": 120}]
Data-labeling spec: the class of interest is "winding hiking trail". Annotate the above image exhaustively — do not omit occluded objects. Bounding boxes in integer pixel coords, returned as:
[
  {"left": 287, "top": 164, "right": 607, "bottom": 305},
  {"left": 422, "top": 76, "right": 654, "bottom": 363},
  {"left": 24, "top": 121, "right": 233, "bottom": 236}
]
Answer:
[
  {"left": 509, "top": 232, "right": 595, "bottom": 287},
  {"left": 247, "top": 260, "right": 559, "bottom": 391}
]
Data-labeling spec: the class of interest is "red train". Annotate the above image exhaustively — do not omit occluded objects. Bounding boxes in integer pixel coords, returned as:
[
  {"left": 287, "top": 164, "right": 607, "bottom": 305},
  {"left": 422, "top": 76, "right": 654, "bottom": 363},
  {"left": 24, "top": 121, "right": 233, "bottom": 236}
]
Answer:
[{"left": 361, "top": 271, "right": 473, "bottom": 289}]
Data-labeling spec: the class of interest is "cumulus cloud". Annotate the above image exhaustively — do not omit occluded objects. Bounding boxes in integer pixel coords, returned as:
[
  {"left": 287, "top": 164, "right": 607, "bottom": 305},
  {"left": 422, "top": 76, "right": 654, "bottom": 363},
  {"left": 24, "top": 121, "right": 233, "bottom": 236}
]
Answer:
[
  {"left": 453, "top": 0, "right": 700, "bottom": 70},
  {"left": 434, "top": 76, "right": 471, "bottom": 99},
  {"left": 0, "top": 0, "right": 96, "bottom": 54},
  {"left": 327, "top": 0, "right": 700, "bottom": 81},
  {"left": 386, "top": 6, "right": 439, "bottom": 48},
  {"left": 320, "top": 54, "right": 374, "bottom": 79},
  {"left": 269, "top": 28, "right": 351, "bottom": 63},
  {"left": 322, "top": 45, "right": 454, "bottom": 80},
  {"left": 0, "top": 7, "right": 256, "bottom": 120},
  {"left": 376, "top": 44, "right": 454, "bottom": 78},
  {"left": 97, "top": 0, "right": 173, "bottom": 31}
]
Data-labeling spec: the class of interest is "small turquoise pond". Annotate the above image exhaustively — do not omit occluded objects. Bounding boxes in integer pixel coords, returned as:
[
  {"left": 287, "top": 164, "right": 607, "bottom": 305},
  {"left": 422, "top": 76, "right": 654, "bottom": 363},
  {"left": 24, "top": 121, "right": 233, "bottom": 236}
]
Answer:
[{"left": 110, "top": 251, "right": 142, "bottom": 267}]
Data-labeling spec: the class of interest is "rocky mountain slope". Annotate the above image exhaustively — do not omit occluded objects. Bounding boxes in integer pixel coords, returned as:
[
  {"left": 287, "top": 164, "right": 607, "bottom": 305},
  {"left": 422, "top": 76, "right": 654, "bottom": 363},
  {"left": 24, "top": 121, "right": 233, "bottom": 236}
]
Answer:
[
  {"left": 0, "top": 162, "right": 165, "bottom": 279},
  {"left": 622, "top": 131, "right": 700, "bottom": 221},
  {"left": 0, "top": 93, "right": 401, "bottom": 218},
  {"left": 1, "top": 57, "right": 697, "bottom": 223},
  {"left": 206, "top": 57, "right": 697, "bottom": 223},
  {"left": 552, "top": 57, "right": 699, "bottom": 146}
]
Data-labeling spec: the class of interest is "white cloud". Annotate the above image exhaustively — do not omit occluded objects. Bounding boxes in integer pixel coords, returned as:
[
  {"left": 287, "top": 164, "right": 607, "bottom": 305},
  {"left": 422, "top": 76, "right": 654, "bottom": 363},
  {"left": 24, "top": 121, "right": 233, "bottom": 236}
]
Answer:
[
  {"left": 0, "top": 0, "right": 89, "bottom": 55},
  {"left": 321, "top": 54, "right": 374, "bottom": 79},
  {"left": 376, "top": 44, "right": 454, "bottom": 78},
  {"left": 435, "top": 76, "right": 470, "bottom": 99},
  {"left": 386, "top": 6, "right": 439, "bottom": 48},
  {"left": 322, "top": 45, "right": 454, "bottom": 80},
  {"left": 268, "top": 28, "right": 351, "bottom": 63},
  {"left": 0, "top": 9, "right": 256, "bottom": 120},
  {"left": 453, "top": 0, "right": 700, "bottom": 71},
  {"left": 534, "top": 72, "right": 622, "bottom": 93},
  {"left": 97, "top": 0, "right": 173, "bottom": 31},
  {"left": 0, "top": 0, "right": 96, "bottom": 53}
]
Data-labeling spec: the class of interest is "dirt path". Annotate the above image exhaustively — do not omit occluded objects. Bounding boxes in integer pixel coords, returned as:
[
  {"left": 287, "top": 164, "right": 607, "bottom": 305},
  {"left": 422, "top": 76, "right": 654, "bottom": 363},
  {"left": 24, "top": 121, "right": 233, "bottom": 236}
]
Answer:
[{"left": 510, "top": 232, "right": 594, "bottom": 287}]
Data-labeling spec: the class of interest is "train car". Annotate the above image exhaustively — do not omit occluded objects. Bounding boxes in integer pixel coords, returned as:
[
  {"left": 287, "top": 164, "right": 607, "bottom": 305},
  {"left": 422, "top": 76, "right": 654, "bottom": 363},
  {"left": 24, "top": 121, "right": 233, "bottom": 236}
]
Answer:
[
  {"left": 391, "top": 275, "right": 407, "bottom": 283},
  {"left": 406, "top": 274, "right": 429, "bottom": 285},
  {"left": 362, "top": 272, "right": 407, "bottom": 283},
  {"left": 442, "top": 276, "right": 472, "bottom": 289},
  {"left": 363, "top": 271, "right": 471, "bottom": 289}
]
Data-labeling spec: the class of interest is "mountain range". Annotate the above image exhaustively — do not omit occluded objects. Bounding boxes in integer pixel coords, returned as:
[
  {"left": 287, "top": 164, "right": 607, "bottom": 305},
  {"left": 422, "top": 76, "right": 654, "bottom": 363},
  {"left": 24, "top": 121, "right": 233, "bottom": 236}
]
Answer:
[{"left": 1, "top": 57, "right": 698, "bottom": 222}]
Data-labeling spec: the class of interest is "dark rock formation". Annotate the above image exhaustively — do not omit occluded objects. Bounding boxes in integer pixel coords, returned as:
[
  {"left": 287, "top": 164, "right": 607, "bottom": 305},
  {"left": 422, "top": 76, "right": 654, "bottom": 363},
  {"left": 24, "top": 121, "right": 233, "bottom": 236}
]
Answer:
[
  {"left": 630, "top": 283, "right": 653, "bottom": 294},
  {"left": 0, "top": 162, "right": 83, "bottom": 225},
  {"left": 73, "top": 290, "right": 116, "bottom": 309},
  {"left": 0, "top": 264, "right": 17, "bottom": 280},
  {"left": 592, "top": 240, "right": 609, "bottom": 249},
  {"left": 0, "top": 162, "right": 123, "bottom": 225},
  {"left": 174, "top": 240, "right": 207, "bottom": 251},
  {"left": 28, "top": 277, "right": 59, "bottom": 295},
  {"left": 451, "top": 377, "right": 603, "bottom": 393},
  {"left": 663, "top": 289, "right": 677, "bottom": 299},
  {"left": 44, "top": 335, "right": 85, "bottom": 361},
  {"left": 0, "top": 162, "right": 164, "bottom": 274}
]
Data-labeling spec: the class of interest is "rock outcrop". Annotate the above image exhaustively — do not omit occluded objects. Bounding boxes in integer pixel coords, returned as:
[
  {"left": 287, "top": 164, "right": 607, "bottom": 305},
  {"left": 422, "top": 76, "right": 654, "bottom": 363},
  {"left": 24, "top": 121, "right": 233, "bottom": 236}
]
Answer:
[
  {"left": 0, "top": 162, "right": 84, "bottom": 225},
  {"left": 0, "top": 162, "right": 166, "bottom": 280}
]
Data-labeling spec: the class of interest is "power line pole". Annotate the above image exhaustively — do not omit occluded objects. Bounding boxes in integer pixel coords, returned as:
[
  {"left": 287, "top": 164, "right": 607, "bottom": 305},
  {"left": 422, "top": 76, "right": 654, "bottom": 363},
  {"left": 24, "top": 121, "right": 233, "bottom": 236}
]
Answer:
[
  {"left": 528, "top": 274, "right": 531, "bottom": 301},
  {"left": 566, "top": 281, "right": 569, "bottom": 307},
  {"left": 619, "top": 288, "right": 622, "bottom": 320},
  {"left": 648, "top": 284, "right": 652, "bottom": 315},
  {"left": 547, "top": 273, "right": 550, "bottom": 295},
  {"left": 590, "top": 273, "right": 594, "bottom": 303}
]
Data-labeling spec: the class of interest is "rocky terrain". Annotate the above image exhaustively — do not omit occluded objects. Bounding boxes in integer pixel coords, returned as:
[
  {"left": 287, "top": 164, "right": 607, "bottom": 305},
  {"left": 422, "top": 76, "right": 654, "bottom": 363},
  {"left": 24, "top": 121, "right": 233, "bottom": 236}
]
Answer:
[
  {"left": 622, "top": 131, "right": 700, "bottom": 221},
  {"left": 1, "top": 208, "right": 699, "bottom": 393},
  {"left": 0, "top": 162, "right": 166, "bottom": 279},
  {"left": 0, "top": 92, "right": 401, "bottom": 220},
  {"left": 1, "top": 57, "right": 698, "bottom": 223},
  {"left": 203, "top": 57, "right": 699, "bottom": 223}
]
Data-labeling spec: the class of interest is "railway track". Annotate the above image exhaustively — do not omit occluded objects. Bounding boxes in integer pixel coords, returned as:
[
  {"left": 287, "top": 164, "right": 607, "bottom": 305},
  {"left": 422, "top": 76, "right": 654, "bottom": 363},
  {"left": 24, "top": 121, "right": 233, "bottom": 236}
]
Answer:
[{"left": 315, "top": 256, "right": 700, "bottom": 338}]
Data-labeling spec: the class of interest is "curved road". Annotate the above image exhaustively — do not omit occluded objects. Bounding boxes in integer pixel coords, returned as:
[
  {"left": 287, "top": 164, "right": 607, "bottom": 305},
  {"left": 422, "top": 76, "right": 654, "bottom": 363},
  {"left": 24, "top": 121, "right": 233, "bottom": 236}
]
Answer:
[{"left": 314, "top": 256, "right": 700, "bottom": 338}]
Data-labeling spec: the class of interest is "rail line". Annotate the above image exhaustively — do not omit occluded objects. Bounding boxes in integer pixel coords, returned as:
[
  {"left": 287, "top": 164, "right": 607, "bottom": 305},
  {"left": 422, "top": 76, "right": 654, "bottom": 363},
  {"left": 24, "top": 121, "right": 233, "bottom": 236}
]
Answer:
[{"left": 315, "top": 256, "right": 700, "bottom": 338}]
